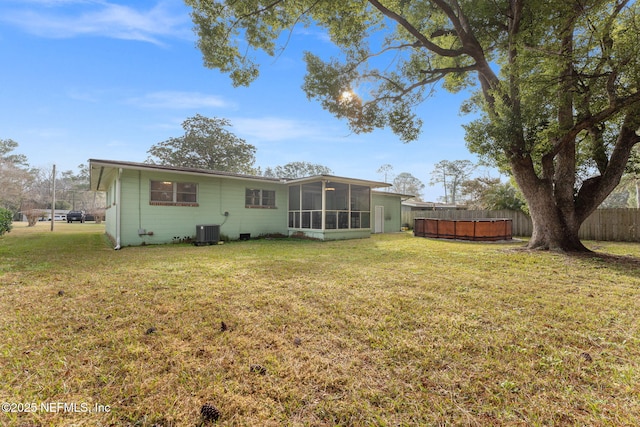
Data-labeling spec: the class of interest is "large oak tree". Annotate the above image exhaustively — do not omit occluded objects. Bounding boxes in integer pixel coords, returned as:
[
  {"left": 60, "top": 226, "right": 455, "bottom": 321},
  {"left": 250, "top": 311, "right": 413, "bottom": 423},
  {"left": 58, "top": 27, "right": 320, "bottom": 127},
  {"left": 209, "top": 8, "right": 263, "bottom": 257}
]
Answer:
[
  {"left": 147, "top": 114, "right": 257, "bottom": 174},
  {"left": 186, "top": 0, "right": 640, "bottom": 251}
]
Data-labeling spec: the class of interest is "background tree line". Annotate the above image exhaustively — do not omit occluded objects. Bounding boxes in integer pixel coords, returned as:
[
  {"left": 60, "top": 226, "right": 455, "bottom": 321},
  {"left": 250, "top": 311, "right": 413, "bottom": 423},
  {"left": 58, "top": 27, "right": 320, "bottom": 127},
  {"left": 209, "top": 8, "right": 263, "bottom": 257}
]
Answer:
[
  {"left": 0, "top": 139, "right": 103, "bottom": 226},
  {"left": 5, "top": 105, "right": 638, "bottom": 232}
]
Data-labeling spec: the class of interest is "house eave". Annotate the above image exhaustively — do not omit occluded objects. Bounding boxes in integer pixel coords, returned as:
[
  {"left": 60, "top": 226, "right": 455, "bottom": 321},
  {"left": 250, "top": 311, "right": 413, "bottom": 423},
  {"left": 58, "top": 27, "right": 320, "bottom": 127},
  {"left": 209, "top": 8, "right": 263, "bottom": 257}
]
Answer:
[
  {"left": 89, "top": 159, "right": 392, "bottom": 191},
  {"left": 372, "top": 190, "right": 414, "bottom": 198},
  {"left": 89, "top": 159, "right": 282, "bottom": 191},
  {"left": 284, "top": 174, "right": 391, "bottom": 189}
]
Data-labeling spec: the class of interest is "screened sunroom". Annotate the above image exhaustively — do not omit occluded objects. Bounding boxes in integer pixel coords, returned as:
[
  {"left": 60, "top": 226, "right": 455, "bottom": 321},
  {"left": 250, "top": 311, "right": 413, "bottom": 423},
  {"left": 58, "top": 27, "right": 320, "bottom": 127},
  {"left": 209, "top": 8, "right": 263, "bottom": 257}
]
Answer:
[{"left": 287, "top": 176, "right": 389, "bottom": 240}]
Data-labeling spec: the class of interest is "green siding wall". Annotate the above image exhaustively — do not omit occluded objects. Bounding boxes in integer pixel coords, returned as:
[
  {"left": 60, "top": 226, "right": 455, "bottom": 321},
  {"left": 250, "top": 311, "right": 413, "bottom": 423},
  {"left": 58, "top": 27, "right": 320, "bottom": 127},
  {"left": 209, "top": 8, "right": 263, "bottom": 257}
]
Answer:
[
  {"left": 372, "top": 193, "right": 403, "bottom": 234},
  {"left": 99, "top": 168, "right": 404, "bottom": 247},
  {"left": 116, "top": 170, "right": 287, "bottom": 246}
]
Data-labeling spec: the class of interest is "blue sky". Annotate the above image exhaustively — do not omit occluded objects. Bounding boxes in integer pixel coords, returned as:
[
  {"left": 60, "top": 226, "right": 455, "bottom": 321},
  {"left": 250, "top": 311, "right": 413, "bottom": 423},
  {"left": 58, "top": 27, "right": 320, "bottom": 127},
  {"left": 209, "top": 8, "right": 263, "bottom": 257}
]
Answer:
[{"left": 0, "top": 0, "right": 495, "bottom": 201}]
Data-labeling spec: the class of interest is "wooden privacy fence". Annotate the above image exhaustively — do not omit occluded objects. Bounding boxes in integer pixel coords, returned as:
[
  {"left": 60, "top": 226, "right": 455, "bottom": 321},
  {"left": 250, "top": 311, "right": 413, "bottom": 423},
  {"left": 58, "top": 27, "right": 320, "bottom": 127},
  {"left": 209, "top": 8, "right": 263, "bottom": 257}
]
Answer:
[
  {"left": 579, "top": 209, "right": 640, "bottom": 242},
  {"left": 404, "top": 208, "right": 640, "bottom": 242}
]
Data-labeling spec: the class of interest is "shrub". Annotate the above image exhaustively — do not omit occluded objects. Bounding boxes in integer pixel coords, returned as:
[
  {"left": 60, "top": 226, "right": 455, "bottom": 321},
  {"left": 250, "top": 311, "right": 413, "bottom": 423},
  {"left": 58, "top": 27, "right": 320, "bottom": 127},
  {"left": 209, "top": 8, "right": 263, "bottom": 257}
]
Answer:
[
  {"left": 23, "top": 209, "right": 41, "bottom": 226},
  {"left": 0, "top": 208, "right": 12, "bottom": 236}
]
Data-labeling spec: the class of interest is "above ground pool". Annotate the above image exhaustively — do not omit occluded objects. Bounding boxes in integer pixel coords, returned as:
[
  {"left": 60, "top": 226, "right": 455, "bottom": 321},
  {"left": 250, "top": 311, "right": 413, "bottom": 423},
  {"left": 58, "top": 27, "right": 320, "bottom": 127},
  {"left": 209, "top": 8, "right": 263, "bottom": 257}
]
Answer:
[{"left": 414, "top": 218, "right": 513, "bottom": 241}]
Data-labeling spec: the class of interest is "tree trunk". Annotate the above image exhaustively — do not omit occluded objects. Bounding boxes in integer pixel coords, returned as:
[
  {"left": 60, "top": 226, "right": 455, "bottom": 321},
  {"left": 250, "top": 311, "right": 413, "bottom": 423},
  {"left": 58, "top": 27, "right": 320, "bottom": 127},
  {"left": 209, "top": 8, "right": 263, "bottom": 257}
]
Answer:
[
  {"left": 525, "top": 190, "right": 588, "bottom": 252},
  {"left": 510, "top": 155, "right": 589, "bottom": 252},
  {"left": 510, "top": 119, "right": 640, "bottom": 252}
]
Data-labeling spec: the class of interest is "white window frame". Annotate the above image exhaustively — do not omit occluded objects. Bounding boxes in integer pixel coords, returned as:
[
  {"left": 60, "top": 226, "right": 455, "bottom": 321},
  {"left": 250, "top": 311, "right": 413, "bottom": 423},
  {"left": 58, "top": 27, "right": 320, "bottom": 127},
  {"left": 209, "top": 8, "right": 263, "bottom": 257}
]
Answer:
[
  {"left": 245, "top": 188, "right": 276, "bottom": 208},
  {"left": 150, "top": 180, "right": 198, "bottom": 206}
]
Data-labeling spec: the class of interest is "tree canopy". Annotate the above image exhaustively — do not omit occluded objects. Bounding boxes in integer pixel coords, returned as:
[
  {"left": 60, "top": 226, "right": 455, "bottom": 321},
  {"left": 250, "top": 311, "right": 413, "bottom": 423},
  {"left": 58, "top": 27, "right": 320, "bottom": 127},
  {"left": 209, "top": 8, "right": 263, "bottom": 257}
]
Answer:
[
  {"left": 429, "top": 160, "right": 475, "bottom": 204},
  {"left": 391, "top": 172, "right": 425, "bottom": 200},
  {"left": 186, "top": 0, "right": 640, "bottom": 251},
  {"left": 147, "top": 114, "right": 257, "bottom": 174},
  {"left": 461, "top": 177, "right": 526, "bottom": 211},
  {"left": 0, "top": 139, "right": 33, "bottom": 212},
  {"left": 264, "top": 161, "right": 333, "bottom": 179},
  {"left": 376, "top": 164, "right": 394, "bottom": 184},
  {"left": 0, "top": 139, "right": 28, "bottom": 166},
  {"left": 0, "top": 140, "right": 104, "bottom": 220}
]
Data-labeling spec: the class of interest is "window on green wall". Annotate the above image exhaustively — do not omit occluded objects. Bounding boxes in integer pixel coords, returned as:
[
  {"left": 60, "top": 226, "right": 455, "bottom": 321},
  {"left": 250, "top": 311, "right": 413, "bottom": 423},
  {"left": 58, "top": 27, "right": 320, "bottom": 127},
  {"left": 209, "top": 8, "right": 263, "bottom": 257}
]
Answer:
[
  {"left": 176, "top": 183, "right": 197, "bottom": 202},
  {"left": 150, "top": 180, "right": 198, "bottom": 206},
  {"left": 246, "top": 188, "right": 276, "bottom": 208}
]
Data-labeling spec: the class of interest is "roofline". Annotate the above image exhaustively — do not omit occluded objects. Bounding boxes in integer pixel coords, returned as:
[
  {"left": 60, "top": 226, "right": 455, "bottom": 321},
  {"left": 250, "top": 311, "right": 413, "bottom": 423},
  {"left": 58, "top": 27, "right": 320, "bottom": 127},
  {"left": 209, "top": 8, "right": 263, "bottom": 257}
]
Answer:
[
  {"left": 89, "top": 159, "right": 391, "bottom": 190},
  {"left": 402, "top": 200, "right": 464, "bottom": 208},
  {"left": 372, "top": 190, "right": 414, "bottom": 198},
  {"left": 89, "top": 159, "right": 283, "bottom": 184},
  {"left": 285, "top": 174, "right": 391, "bottom": 188}
]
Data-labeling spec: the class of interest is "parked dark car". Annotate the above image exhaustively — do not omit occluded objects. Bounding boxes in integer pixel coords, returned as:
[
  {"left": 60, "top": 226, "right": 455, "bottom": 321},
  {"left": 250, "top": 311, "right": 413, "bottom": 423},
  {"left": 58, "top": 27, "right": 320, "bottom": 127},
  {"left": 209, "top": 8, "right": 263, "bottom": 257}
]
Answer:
[{"left": 67, "top": 211, "right": 85, "bottom": 223}]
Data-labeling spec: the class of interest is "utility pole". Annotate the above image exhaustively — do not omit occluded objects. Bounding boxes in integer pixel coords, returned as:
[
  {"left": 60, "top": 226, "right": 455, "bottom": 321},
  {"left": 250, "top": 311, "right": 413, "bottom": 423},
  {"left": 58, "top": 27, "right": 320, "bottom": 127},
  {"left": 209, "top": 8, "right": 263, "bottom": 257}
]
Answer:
[{"left": 51, "top": 164, "right": 56, "bottom": 231}]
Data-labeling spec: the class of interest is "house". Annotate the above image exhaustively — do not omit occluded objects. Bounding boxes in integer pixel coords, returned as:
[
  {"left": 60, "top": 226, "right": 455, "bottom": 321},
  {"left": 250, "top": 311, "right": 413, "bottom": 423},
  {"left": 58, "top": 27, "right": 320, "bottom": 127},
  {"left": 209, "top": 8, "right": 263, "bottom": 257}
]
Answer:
[
  {"left": 18, "top": 209, "right": 68, "bottom": 222},
  {"left": 89, "top": 159, "right": 407, "bottom": 248},
  {"left": 401, "top": 200, "right": 468, "bottom": 213},
  {"left": 401, "top": 200, "right": 468, "bottom": 228}
]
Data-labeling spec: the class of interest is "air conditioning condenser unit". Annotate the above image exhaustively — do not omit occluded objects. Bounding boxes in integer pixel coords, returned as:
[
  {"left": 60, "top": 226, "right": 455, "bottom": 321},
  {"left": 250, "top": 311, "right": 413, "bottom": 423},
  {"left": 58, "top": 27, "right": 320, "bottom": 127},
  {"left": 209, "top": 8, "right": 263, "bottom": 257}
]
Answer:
[{"left": 195, "top": 224, "right": 220, "bottom": 245}]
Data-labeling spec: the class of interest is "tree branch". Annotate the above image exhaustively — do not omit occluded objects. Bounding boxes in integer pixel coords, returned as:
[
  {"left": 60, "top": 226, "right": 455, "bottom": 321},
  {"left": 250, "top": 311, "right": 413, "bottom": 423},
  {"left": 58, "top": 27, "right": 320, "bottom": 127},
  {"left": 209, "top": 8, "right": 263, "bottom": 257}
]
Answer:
[
  {"left": 363, "top": 63, "right": 478, "bottom": 102},
  {"left": 575, "top": 110, "right": 640, "bottom": 222},
  {"left": 367, "top": 0, "right": 465, "bottom": 57},
  {"left": 555, "top": 90, "right": 640, "bottom": 156},
  {"left": 276, "top": 0, "right": 323, "bottom": 60},
  {"left": 346, "top": 41, "right": 422, "bottom": 73},
  {"left": 233, "top": 0, "right": 286, "bottom": 23}
]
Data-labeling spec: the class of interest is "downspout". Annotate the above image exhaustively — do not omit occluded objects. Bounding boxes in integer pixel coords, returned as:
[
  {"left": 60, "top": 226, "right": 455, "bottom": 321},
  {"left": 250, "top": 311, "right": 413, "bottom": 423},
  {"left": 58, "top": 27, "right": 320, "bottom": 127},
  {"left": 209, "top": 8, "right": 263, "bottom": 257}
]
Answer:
[{"left": 114, "top": 168, "right": 123, "bottom": 250}]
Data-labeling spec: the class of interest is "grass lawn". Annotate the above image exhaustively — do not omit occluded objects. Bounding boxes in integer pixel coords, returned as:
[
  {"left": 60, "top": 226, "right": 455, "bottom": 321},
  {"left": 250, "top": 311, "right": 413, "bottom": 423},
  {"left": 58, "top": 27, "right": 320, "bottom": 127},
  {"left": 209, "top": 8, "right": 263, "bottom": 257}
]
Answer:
[{"left": 1, "top": 222, "right": 639, "bottom": 426}]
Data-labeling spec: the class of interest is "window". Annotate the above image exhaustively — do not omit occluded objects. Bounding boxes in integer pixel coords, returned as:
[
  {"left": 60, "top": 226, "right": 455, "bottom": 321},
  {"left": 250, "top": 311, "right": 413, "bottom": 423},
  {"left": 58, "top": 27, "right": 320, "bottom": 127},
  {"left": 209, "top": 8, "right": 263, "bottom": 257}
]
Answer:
[
  {"left": 302, "top": 182, "right": 322, "bottom": 210},
  {"left": 289, "top": 185, "right": 301, "bottom": 210},
  {"left": 176, "top": 182, "right": 197, "bottom": 203},
  {"left": 325, "top": 182, "right": 349, "bottom": 229},
  {"left": 292, "top": 182, "right": 323, "bottom": 229},
  {"left": 351, "top": 185, "right": 370, "bottom": 211},
  {"left": 288, "top": 182, "right": 371, "bottom": 230},
  {"left": 350, "top": 186, "right": 370, "bottom": 229},
  {"left": 246, "top": 188, "right": 276, "bottom": 208},
  {"left": 150, "top": 181, "right": 173, "bottom": 202},
  {"left": 150, "top": 180, "right": 198, "bottom": 206},
  {"left": 325, "top": 183, "right": 348, "bottom": 210}
]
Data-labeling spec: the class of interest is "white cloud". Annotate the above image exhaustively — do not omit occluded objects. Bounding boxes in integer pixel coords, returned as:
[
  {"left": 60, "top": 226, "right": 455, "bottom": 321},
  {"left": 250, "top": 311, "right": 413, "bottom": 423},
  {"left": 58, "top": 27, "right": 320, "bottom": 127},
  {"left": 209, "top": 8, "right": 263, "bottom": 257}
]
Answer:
[
  {"left": 0, "top": 0, "right": 191, "bottom": 45},
  {"left": 26, "top": 127, "right": 69, "bottom": 139},
  {"left": 127, "top": 91, "right": 233, "bottom": 109},
  {"left": 232, "top": 117, "right": 339, "bottom": 142},
  {"left": 293, "top": 26, "right": 332, "bottom": 44}
]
